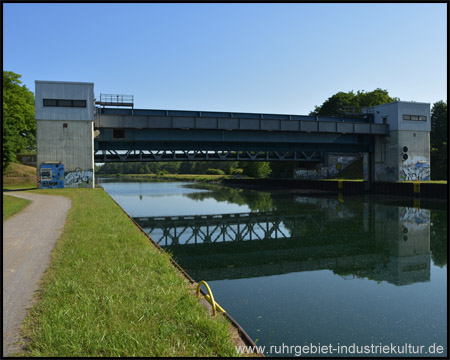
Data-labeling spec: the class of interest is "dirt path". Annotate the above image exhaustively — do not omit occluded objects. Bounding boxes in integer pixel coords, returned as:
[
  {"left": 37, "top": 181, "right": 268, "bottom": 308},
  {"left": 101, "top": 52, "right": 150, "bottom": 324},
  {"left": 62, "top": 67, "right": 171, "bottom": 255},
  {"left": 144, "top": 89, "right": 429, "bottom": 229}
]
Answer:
[{"left": 2, "top": 192, "right": 71, "bottom": 356}]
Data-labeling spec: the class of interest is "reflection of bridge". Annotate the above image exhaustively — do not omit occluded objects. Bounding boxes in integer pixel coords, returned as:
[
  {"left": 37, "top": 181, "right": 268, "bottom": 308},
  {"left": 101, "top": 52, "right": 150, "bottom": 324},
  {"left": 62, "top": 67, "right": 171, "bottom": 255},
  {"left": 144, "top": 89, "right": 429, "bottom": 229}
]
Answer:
[
  {"left": 135, "top": 209, "right": 431, "bottom": 286},
  {"left": 135, "top": 211, "right": 327, "bottom": 246}
]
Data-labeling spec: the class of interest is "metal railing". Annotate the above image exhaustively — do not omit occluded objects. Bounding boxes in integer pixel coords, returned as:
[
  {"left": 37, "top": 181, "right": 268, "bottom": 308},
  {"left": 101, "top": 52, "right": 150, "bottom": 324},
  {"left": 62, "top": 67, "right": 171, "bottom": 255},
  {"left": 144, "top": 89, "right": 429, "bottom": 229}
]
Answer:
[{"left": 95, "top": 94, "right": 134, "bottom": 108}]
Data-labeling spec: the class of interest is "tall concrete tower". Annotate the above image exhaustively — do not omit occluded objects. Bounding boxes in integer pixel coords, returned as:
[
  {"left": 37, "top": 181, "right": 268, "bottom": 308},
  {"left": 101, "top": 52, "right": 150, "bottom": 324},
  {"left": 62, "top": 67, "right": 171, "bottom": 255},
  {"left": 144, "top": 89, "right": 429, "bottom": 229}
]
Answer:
[
  {"left": 35, "top": 81, "right": 95, "bottom": 188},
  {"left": 370, "top": 101, "right": 431, "bottom": 182}
]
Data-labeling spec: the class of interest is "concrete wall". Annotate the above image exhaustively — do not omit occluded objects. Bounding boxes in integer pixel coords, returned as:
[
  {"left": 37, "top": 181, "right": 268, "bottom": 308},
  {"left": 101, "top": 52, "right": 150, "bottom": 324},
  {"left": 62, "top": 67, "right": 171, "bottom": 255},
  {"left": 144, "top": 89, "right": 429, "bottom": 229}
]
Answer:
[
  {"left": 371, "top": 101, "right": 430, "bottom": 182},
  {"left": 35, "top": 81, "right": 95, "bottom": 121},
  {"left": 36, "top": 120, "right": 94, "bottom": 187},
  {"left": 35, "top": 81, "right": 95, "bottom": 188}
]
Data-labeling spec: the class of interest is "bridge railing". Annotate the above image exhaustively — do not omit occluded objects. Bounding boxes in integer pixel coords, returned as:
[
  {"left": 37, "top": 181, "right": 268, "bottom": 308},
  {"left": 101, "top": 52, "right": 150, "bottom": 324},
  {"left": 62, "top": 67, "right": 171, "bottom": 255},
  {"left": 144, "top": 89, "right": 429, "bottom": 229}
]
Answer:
[{"left": 96, "top": 94, "right": 134, "bottom": 108}]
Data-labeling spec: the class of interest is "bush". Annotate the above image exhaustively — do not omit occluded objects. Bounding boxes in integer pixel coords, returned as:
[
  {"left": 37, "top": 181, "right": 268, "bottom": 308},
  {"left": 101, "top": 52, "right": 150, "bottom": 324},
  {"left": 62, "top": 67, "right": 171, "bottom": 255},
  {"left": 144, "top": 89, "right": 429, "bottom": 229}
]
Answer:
[
  {"left": 231, "top": 168, "right": 244, "bottom": 175},
  {"left": 205, "top": 168, "right": 225, "bottom": 175}
]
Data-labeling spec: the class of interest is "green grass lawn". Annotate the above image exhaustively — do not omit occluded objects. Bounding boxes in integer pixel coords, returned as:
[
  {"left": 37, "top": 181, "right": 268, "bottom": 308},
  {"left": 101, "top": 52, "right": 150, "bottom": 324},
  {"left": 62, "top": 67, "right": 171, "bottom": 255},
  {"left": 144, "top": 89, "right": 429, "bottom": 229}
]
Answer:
[
  {"left": 14, "top": 188, "right": 238, "bottom": 357},
  {"left": 3, "top": 195, "right": 32, "bottom": 221}
]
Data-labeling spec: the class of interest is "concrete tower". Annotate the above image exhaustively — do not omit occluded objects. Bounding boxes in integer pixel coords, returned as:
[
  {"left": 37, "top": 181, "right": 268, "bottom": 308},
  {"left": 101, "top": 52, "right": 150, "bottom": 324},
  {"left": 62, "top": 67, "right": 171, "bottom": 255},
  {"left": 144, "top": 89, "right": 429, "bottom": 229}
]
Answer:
[
  {"left": 370, "top": 101, "right": 431, "bottom": 182},
  {"left": 35, "top": 81, "right": 95, "bottom": 188}
]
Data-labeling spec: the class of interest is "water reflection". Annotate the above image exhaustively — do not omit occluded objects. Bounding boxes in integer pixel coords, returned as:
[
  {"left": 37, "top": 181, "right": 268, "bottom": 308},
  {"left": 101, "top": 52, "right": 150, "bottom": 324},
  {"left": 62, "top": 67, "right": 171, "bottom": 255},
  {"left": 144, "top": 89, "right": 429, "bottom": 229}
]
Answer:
[
  {"left": 100, "top": 179, "right": 446, "bottom": 356},
  {"left": 135, "top": 195, "right": 440, "bottom": 287}
]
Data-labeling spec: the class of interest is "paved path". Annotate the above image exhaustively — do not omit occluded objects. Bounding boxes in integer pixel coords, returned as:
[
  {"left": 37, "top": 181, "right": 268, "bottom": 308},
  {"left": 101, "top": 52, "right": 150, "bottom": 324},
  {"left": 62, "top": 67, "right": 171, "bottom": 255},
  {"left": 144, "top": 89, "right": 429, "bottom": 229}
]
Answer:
[{"left": 3, "top": 192, "right": 71, "bottom": 356}]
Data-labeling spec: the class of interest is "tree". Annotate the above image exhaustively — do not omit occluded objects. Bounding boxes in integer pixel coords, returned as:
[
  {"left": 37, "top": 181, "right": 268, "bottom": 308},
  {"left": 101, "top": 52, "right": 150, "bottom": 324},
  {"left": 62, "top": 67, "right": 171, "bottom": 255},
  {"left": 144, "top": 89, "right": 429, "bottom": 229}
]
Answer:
[
  {"left": 3, "top": 71, "right": 36, "bottom": 168},
  {"left": 240, "top": 162, "right": 272, "bottom": 178},
  {"left": 430, "top": 100, "right": 447, "bottom": 180},
  {"left": 310, "top": 88, "right": 399, "bottom": 116}
]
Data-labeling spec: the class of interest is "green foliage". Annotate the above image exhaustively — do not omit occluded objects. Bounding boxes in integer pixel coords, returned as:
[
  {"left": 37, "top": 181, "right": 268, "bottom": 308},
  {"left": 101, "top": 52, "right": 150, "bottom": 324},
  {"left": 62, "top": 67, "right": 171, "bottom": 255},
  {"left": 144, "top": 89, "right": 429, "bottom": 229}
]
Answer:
[
  {"left": 310, "top": 88, "right": 398, "bottom": 116},
  {"left": 231, "top": 168, "right": 244, "bottom": 176},
  {"left": 240, "top": 162, "right": 272, "bottom": 178},
  {"left": 3, "top": 71, "right": 36, "bottom": 168},
  {"left": 206, "top": 168, "right": 225, "bottom": 175},
  {"left": 96, "top": 161, "right": 241, "bottom": 176},
  {"left": 430, "top": 100, "right": 447, "bottom": 180}
]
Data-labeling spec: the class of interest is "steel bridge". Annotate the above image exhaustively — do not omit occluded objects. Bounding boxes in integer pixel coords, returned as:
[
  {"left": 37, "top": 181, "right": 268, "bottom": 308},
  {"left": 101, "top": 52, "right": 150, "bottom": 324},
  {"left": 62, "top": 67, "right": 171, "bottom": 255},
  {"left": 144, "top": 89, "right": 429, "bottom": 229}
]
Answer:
[{"left": 94, "top": 107, "right": 388, "bottom": 163}]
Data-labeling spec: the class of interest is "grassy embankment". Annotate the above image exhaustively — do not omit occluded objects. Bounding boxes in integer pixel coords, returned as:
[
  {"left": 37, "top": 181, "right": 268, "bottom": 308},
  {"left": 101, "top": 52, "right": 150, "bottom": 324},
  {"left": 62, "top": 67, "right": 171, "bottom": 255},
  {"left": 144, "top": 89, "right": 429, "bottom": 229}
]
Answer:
[
  {"left": 3, "top": 194, "right": 32, "bottom": 221},
  {"left": 3, "top": 162, "right": 37, "bottom": 190},
  {"left": 10, "top": 187, "right": 239, "bottom": 357}
]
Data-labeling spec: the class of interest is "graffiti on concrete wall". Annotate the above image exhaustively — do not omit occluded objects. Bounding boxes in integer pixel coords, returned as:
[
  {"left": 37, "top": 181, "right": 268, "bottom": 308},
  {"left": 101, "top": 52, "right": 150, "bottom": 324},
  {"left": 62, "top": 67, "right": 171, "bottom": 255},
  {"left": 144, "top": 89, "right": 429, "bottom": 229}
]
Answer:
[
  {"left": 64, "top": 168, "right": 93, "bottom": 188},
  {"left": 326, "top": 155, "right": 360, "bottom": 178},
  {"left": 400, "top": 157, "right": 430, "bottom": 181},
  {"left": 39, "top": 163, "right": 64, "bottom": 189},
  {"left": 294, "top": 169, "right": 322, "bottom": 179}
]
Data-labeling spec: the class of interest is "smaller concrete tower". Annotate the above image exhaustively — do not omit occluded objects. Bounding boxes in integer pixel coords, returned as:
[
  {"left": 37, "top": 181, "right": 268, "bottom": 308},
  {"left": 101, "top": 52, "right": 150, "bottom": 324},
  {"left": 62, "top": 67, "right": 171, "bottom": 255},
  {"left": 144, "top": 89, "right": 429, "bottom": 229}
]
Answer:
[
  {"left": 35, "top": 81, "right": 95, "bottom": 188},
  {"left": 370, "top": 101, "right": 431, "bottom": 182}
]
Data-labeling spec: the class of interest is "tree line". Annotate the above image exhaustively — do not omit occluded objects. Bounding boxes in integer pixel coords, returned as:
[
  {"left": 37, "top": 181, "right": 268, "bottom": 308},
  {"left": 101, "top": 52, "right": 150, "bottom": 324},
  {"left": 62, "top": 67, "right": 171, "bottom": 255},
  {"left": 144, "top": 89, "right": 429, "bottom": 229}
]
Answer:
[{"left": 3, "top": 70, "right": 447, "bottom": 179}]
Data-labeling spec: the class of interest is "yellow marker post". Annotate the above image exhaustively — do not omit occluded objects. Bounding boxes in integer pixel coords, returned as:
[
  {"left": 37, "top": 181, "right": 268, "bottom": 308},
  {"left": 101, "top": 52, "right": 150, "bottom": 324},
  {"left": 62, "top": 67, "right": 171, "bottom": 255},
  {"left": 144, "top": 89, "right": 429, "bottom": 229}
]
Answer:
[{"left": 196, "top": 280, "right": 226, "bottom": 316}]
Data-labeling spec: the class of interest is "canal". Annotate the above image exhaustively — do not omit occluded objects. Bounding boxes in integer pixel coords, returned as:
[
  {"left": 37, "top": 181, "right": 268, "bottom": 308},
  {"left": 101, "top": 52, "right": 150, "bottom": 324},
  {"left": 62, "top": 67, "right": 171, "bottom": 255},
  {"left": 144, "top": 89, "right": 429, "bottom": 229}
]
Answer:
[{"left": 99, "top": 178, "right": 447, "bottom": 357}]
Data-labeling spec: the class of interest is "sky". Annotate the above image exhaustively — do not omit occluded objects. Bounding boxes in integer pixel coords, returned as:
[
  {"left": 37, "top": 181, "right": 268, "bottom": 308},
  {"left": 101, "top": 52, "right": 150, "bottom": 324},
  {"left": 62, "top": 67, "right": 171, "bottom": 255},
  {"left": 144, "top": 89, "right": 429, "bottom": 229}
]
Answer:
[{"left": 3, "top": 3, "right": 447, "bottom": 115}]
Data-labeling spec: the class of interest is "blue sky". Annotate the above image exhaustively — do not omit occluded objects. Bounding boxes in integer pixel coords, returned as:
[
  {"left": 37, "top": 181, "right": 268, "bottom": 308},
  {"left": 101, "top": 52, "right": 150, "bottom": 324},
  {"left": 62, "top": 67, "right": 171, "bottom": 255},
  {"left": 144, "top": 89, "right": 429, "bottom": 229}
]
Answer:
[{"left": 3, "top": 3, "right": 447, "bottom": 115}]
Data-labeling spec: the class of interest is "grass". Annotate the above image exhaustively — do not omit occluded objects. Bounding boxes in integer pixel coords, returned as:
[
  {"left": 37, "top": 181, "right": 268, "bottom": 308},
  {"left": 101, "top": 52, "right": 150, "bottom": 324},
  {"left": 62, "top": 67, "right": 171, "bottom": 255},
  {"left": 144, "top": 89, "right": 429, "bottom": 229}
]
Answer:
[
  {"left": 3, "top": 194, "right": 32, "bottom": 221},
  {"left": 3, "top": 163, "right": 37, "bottom": 189},
  {"left": 13, "top": 188, "right": 239, "bottom": 357}
]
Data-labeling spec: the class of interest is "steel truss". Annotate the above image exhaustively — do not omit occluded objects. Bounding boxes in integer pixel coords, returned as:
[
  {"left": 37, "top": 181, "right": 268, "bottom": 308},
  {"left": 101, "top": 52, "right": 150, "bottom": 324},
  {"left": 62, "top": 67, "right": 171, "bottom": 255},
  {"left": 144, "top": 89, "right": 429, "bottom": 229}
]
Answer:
[
  {"left": 134, "top": 212, "right": 324, "bottom": 246},
  {"left": 94, "top": 149, "right": 323, "bottom": 162}
]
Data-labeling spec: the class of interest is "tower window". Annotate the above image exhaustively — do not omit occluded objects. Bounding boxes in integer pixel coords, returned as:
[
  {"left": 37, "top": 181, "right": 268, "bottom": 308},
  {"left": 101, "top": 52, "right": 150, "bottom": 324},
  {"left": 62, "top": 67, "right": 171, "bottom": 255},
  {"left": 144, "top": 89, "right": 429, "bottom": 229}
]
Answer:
[{"left": 43, "top": 99, "right": 87, "bottom": 108}]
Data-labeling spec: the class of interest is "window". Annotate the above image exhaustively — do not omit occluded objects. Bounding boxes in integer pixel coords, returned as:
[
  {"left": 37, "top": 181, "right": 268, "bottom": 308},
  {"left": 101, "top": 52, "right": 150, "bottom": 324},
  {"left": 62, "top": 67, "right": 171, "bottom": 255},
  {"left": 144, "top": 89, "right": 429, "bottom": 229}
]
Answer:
[
  {"left": 382, "top": 117, "right": 388, "bottom": 124},
  {"left": 43, "top": 99, "right": 87, "bottom": 108},
  {"left": 402, "top": 114, "right": 427, "bottom": 121},
  {"left": 58, "top": 99, "right": 72, "bottom": 107},
  {"left": 72, "top": 100, "right": 87, "bottom": 107},
  {"left": 112, "top": 129, "right": 126, "bottom": 139},
  {"left": 43, "top": 99, "right": 57, "bottom": 106}
]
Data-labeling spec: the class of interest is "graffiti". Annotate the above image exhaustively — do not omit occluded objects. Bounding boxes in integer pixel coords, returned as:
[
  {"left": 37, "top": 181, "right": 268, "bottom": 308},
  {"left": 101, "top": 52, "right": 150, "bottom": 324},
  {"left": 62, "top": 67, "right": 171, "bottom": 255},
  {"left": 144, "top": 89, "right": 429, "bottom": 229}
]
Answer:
[
  {"left": 400, "top": 206, "right": 430, "bottom": 225},
  {"left": 39, "top": 163, "right": 64, "bottom": 189},
  {"left": 294, "top": 169, "right": 322, "bottom": 179},
  {"left": 400, "top": 162, "right": 430, "bottom": 181},
  {"left": 64, "top": 168, "right": 93, "bottom": 188}
]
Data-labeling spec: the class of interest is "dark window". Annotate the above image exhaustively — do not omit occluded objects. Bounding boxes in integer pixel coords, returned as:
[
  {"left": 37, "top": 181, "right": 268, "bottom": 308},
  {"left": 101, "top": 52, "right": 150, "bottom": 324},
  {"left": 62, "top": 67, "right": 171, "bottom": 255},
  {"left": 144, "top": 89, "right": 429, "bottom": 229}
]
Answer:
[
  {"left": 403, "top": 114, "right": 427, "bottom": 121},
  {"left": 63, "top": 123, "right": 68, "bottom": 128},
  {"left": 43, "top": 99, "right": 87, "bottom": 107},
  {"left": 58, "top": 99, "right": 72, "bottom": 107},
  {"left": 382, "top": 117, "right": 388, "bottom": 124},
  {"left": 72, "top": 100, "right": 86, "bottom": 107},
  {"left": 113, "top": 129, "right": 126, "bottom": 139},
  {"left": 43, "top": 99, "right": 57, "bottom": 106}
]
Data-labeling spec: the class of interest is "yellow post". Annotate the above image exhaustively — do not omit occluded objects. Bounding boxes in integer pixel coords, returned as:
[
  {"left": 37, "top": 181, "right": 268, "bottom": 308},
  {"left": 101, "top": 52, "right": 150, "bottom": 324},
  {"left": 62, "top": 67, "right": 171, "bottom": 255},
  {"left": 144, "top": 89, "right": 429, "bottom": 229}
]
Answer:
[
  {"left": 196, "top": 280, "right": 226, "bottom": 315},
  {"left": 414, "top": 183, "right": 420, "bottom": 194}
]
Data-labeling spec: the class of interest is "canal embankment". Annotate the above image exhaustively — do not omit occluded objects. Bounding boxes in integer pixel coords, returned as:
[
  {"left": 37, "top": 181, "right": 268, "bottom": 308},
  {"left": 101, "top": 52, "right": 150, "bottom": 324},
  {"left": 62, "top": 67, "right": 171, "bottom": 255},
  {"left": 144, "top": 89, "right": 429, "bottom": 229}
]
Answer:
[
  {"left": 7, "top": 187, "right": 244, "bottom": 357},
  {"left": 222, "top": 178, "right": 447, "bottom": 200}
]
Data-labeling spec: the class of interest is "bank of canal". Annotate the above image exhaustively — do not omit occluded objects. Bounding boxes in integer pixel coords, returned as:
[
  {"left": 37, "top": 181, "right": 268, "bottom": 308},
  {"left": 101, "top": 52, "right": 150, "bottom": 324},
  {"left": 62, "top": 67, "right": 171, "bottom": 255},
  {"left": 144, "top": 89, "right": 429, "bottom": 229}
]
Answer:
[
  {"left": 11, "top": 188, "right": 241, "bottom": 357},
  {"left": 100, "top": 178, "right": 447, "bottom": 357}
]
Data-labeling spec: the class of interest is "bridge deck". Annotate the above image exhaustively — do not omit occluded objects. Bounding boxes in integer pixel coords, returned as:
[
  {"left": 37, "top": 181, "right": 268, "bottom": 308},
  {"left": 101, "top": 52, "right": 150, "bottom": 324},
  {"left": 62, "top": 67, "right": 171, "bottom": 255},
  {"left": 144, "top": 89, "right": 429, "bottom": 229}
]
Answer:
[{"left": 95, "top": 107, "right": 388, "bottom": 135}]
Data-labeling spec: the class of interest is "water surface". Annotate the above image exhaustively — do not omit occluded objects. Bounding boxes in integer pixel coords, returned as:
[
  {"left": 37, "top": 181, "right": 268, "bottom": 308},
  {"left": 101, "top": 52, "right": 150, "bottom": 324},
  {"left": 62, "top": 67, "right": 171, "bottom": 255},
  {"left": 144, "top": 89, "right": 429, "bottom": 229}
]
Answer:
[{"left": 100, "top": 179, "right": 447, "bottom": 357}]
